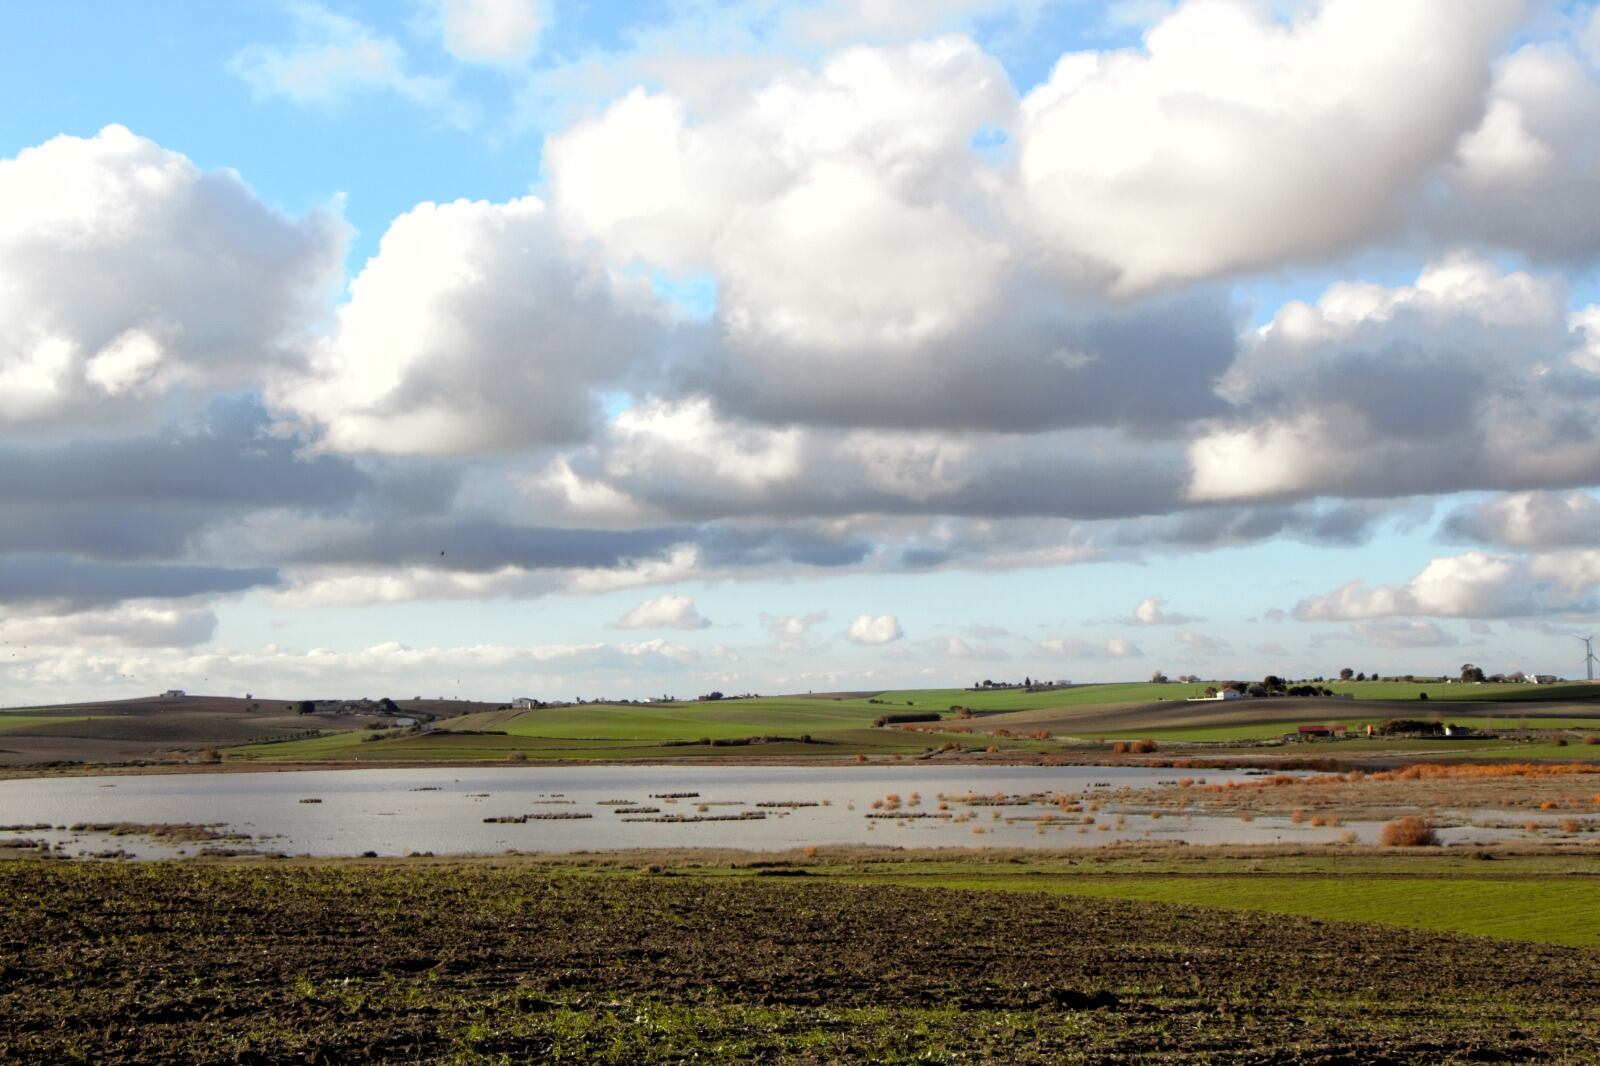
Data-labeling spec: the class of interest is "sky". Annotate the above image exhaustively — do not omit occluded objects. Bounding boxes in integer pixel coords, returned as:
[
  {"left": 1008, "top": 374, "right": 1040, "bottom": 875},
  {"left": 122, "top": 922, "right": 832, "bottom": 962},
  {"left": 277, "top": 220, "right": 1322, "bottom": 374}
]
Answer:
[{"left": 3, "top": 0, "right": 1600, "bottom": 705}]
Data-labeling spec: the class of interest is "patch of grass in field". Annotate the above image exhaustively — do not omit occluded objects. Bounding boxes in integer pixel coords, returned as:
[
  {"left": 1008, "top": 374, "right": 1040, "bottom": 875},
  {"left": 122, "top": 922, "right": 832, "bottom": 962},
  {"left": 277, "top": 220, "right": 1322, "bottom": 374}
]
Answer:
[
  {"left": 896, "top": 875, "right": 1600, "bottom": 948},
  {"left": 470, "top": 697, "right": 894, "bottom": 741},
  {"left": 876, "top": 683, "right": 1215, "bottom": 710},
  {"left": 792, "top": 853, "right": 1600, "bottom": 948},
  {"left": 1325, "top": 680, "right": 1600, "bottom": 702},
  {"left": 0, "top": 715, "right": 94, "bottom": 734},
  {"left": 226, "top": 719, "right": 1027, "bottom": 763}
]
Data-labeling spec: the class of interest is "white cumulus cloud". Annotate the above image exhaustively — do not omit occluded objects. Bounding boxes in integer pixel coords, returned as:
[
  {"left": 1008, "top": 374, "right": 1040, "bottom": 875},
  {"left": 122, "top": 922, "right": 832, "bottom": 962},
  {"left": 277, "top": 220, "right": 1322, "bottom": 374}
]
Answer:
[
  {"left": 1018, "top": 0, "right": 1522, "bottom": 293},
  {"left": 1128, "top": 595, "right": 1198, "bottom": 626},
  {"left": 0, "top": 125, "right": 345, "bottom": 429},
  {"left": 847, "top": 613, "right": 903, "bottom": 644},
  {"left": 271, "top": 196, "right": 668, "bottom": 456},
  {"left": 612, "top": 594, "right": 711, "bottom": 630}
]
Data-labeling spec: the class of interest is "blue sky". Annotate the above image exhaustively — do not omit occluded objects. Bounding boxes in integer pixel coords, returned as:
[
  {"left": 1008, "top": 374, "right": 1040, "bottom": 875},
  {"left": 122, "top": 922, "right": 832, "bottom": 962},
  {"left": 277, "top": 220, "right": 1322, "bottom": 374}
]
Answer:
[{"left": 3, "top": 0, "right": 1600, "bottom": 703}]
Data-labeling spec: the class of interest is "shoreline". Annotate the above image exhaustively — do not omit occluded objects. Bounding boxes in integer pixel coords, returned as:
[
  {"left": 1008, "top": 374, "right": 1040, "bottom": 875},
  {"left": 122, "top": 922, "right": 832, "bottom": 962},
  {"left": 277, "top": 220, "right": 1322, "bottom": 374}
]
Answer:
[{"left": 0, "top": 746, "right": 1542, "bottom": 781}]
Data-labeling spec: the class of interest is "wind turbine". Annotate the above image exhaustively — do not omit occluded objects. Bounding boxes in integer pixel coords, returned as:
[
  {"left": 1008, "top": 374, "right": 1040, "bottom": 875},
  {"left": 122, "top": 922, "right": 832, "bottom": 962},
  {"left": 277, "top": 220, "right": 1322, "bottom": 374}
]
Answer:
[{"left": 1583, "top": 636, "right": 1597, "bottom": 682}]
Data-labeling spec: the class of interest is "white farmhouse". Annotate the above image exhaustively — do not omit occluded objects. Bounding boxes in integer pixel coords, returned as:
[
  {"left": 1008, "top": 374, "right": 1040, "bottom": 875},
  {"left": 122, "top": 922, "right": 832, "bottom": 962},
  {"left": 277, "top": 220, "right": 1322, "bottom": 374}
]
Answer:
[{"left": 1187, "top": 689, "right": 1241, "bottom": 702}]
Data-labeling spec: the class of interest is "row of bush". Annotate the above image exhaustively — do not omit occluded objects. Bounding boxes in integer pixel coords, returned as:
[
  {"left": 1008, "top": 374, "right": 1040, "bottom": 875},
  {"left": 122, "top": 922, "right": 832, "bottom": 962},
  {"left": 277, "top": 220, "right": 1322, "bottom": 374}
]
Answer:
[{"left": 873, "top": 712, "right": 941, "bottom": 727}]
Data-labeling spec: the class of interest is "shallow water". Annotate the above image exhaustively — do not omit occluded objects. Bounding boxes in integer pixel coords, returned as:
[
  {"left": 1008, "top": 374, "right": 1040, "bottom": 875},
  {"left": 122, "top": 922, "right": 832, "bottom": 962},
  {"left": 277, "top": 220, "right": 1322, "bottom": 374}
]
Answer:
[{"left": 0, "top": 764, "right": 1528, "bottom": 858}]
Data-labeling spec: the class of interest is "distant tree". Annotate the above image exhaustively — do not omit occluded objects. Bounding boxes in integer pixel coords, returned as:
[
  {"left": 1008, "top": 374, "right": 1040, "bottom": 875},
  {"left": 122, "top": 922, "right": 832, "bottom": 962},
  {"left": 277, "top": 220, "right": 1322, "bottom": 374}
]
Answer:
[
  {"left": 1150, "top": 671, "right": 1169, "bottom": 684},
  {"left": 1339, "top": 668, "right": 1354, "bottom": 680},
  {"left": 701, "top": 691, "right": 725, "bottom": 701},
  {"left": 1419, "top": 692, "right": 1429, "bottom": 701},
  {"left": 297, "top": 700, "right": 315, "bottom": 715},
  {"left": 1263, "top": 675, "right": 1284, "bottom": 691},
  {"left": 1246, "top": 683, "right": 1267, "bottom": 697},
  {"left": 1355, "top": 672, "right": 1366, "bottom": 681},
  {"left": 1460, "top": 663, "right": 1486, "bottom": 683}
]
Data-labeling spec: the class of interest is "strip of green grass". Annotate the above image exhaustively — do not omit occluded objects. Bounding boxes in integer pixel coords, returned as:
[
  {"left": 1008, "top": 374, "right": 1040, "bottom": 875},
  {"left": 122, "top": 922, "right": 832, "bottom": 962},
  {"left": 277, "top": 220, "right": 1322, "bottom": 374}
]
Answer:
[
  {"left": 875, "top": 683, "right": 1215, "bottom": 710},
  {"left": 865, "top": 874, "right": 1600, "bottom": 948},
  {"left": 1325, "top": 681, "right": 1600, "bottom": 702},
  {"left": 0, "top": 715, "right": 93, "bottom": 734}
]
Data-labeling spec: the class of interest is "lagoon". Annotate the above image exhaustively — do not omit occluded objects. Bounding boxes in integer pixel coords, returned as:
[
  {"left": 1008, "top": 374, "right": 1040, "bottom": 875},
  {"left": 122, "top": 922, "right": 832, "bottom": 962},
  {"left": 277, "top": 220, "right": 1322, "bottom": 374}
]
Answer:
[{"left": 0, "top": 763, "right": 1509, "bottom": 858}]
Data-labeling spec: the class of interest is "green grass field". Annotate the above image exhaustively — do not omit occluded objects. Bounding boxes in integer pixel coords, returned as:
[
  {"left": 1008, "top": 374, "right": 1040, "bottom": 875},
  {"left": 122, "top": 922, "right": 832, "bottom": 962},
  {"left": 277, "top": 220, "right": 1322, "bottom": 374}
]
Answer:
[
  {"left": 224, "top": 680, "right": 1600, "bottom": 763},
  {"left": 877, "top": 682, "right": 1215, "bottom": 708},
  {"left": 746, "top": 852, "right": 1600, "bottom": 948}
]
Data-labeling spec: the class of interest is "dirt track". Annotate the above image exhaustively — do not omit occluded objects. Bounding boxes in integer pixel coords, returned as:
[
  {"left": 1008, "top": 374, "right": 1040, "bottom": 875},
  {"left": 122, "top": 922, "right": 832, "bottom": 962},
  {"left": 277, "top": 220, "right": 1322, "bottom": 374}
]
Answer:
[{"left": 2, "top": 860, "right": 1596, "bottom": 1062}]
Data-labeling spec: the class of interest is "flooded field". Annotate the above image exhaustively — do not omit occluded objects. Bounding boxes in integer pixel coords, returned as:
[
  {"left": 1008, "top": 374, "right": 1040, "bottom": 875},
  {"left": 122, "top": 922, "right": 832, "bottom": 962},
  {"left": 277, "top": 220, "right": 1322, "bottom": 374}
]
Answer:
[{"left": 0, "top": 763, "right": 1559, "bottom": 858}]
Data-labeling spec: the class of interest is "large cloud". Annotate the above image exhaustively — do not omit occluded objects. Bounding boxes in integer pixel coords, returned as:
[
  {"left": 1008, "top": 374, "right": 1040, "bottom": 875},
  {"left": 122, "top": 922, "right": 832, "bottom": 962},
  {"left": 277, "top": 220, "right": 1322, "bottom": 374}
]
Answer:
[
  {"left": 0, "top": 126, "right": 345, "bottom": 431},
  {"left": 1018, "top": 0, "right": 1522, "bottom": 292},
  {"left": 1436, "top": 10, "right": 1600, "bottom": 262},
  {"left": 271, "top": 196, "right": 670, "bottom": 456},
  {"left": 1293, "top": 551, "right": 1599, "bottom": 620},
  {"left": 1189, "top": 256, "right": 1600, "bottom": 503},
  {"left": 0, "top": 556, "right": 277, "bottom": 613},
  {"left": 548, "top": 36, "right": 1238, "bottom": 432},
  {"left": 522, "top": 397, "right": 1190, "bottom": 523},
  {"left": 1442, "top": 492, "right": 1600, "bottom": 550}
]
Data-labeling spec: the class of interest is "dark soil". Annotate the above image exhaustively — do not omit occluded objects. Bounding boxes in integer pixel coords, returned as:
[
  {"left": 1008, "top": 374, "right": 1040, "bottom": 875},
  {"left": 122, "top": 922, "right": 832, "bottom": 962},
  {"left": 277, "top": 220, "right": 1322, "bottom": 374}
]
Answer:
[{"left": 1, "top": 861, "right": 1596, "bottom": 1063}]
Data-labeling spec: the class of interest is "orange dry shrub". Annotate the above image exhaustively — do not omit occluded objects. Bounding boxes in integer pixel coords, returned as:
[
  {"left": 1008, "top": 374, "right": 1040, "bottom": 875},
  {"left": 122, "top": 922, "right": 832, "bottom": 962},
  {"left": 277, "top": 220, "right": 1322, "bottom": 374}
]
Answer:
[
  {"left": 1585, "top": 735, "right": 1599, "bottom": 746},
  {"left": 1111, "top": 741, "right": 1128, "bottom": 755},
  {"left": 1129, "top": 738, "right": 1158, "bottom": 754},
  {"left": 986, "top": 745, "right": 999, "bottom": 754},
  {"left": 1290, "top": 809, "right": 1306, "bottom": 824},
  {"left": 1309, "top": 815, "right": 1326, "bottom": 827},
  {"left": 1238, "top": 811, "right": 1255, "bottom": 823},
  {"left": 1399, "top": 763, "right": 1598, "bottom": 780},
  {"left": 1177, "top": 778, "right": 1194, "bottom": 788},
  {"left": 1540, "top": 801, "right": 1559, "bottom": 810},
  {"left": 1560, "top": 818, "right": 1583, "bottom": 833},
  {"left": 802, "top": 845, "right": 819, "bottom": 859},
  {"left": 1379, "top": 816, "right": 1439, "bottom": 847}
]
